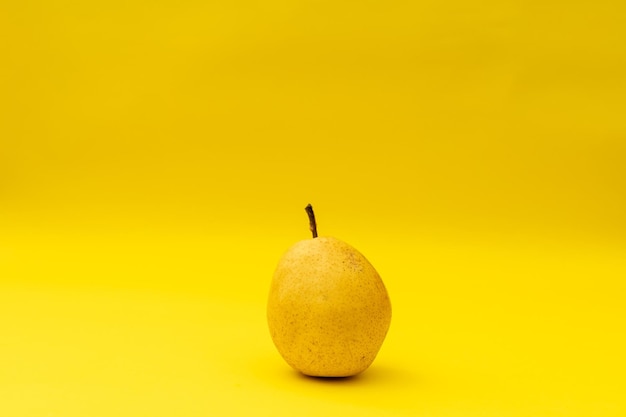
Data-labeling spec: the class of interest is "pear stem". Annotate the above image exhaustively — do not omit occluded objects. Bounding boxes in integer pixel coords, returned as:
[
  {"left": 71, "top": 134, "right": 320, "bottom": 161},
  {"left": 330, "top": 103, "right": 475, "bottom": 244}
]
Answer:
[{"left": 305, "top": 204, "right": 318, "bottom": 238}]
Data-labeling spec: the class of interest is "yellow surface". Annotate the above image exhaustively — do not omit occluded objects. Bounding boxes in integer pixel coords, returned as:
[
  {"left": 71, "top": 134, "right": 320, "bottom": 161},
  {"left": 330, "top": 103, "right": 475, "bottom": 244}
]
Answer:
[{"left": 1, "top": 0, "right": 626, "bottom": 416}]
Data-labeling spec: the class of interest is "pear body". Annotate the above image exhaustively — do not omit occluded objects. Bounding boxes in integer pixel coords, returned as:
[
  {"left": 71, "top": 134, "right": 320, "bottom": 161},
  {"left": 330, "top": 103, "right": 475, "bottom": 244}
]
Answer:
[{"left": 267, "top": 236, "right": 391, "bottom": 377}]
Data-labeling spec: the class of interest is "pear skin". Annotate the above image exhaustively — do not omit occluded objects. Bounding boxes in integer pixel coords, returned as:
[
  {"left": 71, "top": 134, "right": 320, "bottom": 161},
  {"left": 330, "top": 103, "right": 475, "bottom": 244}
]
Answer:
[{"left": 267, "top": 207, "right": 391, "bottom": 377}]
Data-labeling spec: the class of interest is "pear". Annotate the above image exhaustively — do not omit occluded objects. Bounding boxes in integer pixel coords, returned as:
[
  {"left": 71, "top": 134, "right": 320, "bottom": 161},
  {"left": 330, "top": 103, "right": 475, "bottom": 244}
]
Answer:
[{"left": 267, "top": 204, "right": 391, "bottom": 377}]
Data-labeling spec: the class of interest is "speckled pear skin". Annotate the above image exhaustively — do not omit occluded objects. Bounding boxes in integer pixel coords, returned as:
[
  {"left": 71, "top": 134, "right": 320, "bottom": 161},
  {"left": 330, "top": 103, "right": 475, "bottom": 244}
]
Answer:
[{"left": 267, "top": 236, "right": 392, "bottom": 377}]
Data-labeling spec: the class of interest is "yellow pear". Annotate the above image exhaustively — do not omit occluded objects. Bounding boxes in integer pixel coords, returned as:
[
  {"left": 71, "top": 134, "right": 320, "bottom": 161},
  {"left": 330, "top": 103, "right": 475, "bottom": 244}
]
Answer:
[{"left": 267, "top": 204, "right": 391, "bottom": 377}]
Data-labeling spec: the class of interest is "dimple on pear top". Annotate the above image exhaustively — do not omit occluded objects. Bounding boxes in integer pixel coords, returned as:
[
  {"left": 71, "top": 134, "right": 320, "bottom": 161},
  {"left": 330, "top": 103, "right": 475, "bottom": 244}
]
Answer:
[{"left": 267, "top": 205, "right": 391, "bottom": 377}]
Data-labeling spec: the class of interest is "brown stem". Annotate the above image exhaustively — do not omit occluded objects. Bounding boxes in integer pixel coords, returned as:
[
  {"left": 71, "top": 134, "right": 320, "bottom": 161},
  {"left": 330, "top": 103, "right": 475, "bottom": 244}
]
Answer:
[{"left": 305, "top": 204, "right": 318, "bottom": 238}]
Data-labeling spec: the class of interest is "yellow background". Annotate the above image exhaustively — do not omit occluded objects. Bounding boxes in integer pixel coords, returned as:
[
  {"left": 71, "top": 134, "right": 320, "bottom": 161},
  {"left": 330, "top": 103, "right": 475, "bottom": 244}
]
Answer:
[{"left": 1, "top": 1, "right": 625, "bottom": 415}]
